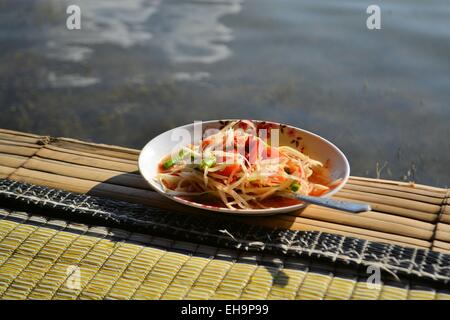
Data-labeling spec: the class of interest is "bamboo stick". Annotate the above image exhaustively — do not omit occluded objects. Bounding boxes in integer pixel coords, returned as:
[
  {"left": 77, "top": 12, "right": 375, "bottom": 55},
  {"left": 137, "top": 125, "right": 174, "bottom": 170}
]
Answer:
[
  {"left": 343, "top": 183, "right": 444, "bottom": 204},
  {"left": 248, "top": 217, "right": 429, "bottom": 248},
  {"left": 3, "top": 168, "right": 438, "bottom": 249},
  {"left": 35, "top": 148, "right": 138, "bottom": 172},
  {"left": 431, "top": 247, "right": 450, "bottom": 254},
  {"left": 289, "top": 206, "right": 433, "bottom": 240},
  {"left": 0, "top": 133, "right": 41, "bottom": 144},
  {"left": 52, "top": 138, "right": 139, "bottom": 160},
  {"left": 0, "top": 165, "right": 14, "bottom": 178},
  {"left": 432, "top": 240, "right": 450, "bottom": 251},
  {"left": 332, "top": 195, "right": 436, "bottom": 222},
  {"left": 436, "top": 223, "right": 450, "bottom": 233},
  {"left": 349, "top": 176, "right": 447, "bottom": 194},
  {"left": 44, "top": 144, "right": 137, "bottom": 165},
  {"left": 0, "top": 153, "right": 28, "bottom": 168},
  {"left": 0, "top": 145, "right": 39, "bottom": 157},
  {"left": 443, "top": 205, "right": 450, "bottom": 215},
  {"left": 291, "top": 208, "right": 435, "bottom": 230},
  {"left": 336, "top": 190, "right": 441, "bottom": 214},
  {"left": 23, "top": 157, "right": 150, "bottom": 189},
  {"left": 0, "top": 128, "right": 42, "bottom": 139},
  {"left": 8, "top": 168, "right": 185, "bottom": 211},
  {"left": 434, "top": 229, "right": 450, "bottom": 242},
  {"left": 440, "top": 214, "right": 450, "bottom": 224},
  {"left": 0, "top": 139, "right": 40, "bottom": 149}
]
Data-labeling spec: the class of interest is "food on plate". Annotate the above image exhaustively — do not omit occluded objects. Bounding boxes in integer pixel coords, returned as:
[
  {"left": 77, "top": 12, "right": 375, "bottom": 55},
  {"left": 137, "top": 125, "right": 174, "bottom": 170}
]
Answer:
[{"left": 157, "top": 120, "right": 339, "bottom": 209}]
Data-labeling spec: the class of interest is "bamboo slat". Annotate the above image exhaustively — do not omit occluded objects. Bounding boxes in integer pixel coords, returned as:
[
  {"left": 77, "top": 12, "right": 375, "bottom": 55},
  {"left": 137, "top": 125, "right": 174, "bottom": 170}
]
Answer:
[
  {"left": 0, "top": 153, "right": 28, "bottom": 168},
  {"left": 53, "top": 138, "right": 139, "bottom": 160},
  {"left": 0, "top": 128, "right": 42, "bottom": 139},
  {"left": 35, "top": 148, "right": 138, "bottom": 172},
  {"left": 44, "top": 144, "right": 138, "bottom": 165},
  {"left": 8, "top": 168, "right": 182, "bottom": 211},
  {"left": 249, "top": 216, "right": 430, "bottom": 248},
  {"left": 0, "top": 128, "right": 449, "bottom": 252},
  {"left": 0, "top": 144, "right": 39, "bottom": 157},
  {"left": 0, "top": 165, "right": 15, "bottom": 179},
  {"left": 0, "top": 132, "right": 42, "bottom": 144},
  {"left": 325, "top": 195, "right": 435, "bottom": 222},
  {"left": 23, "top": 157, "right": 150, "bottom": 189},
  {"left": 343, "top": 183, "right": 444, "bottom": 204},
  {"left": 291, "top": 206, "right": 433, "bottom": 239},
  {"left": 336, "top": 190, "right": 441, "bottom": 214},
  {"left": 349, "top": 176, "right": 447, "bottom": 194}
]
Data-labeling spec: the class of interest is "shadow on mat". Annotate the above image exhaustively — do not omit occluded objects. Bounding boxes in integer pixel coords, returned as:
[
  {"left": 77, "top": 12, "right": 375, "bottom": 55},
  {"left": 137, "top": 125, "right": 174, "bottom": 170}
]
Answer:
[{"left": 2, "top": 173, "right": 298, "bottom": 288}]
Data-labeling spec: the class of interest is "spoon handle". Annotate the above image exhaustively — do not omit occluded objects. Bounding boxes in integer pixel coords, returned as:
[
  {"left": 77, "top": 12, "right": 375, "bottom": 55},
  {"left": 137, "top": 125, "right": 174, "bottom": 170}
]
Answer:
[{"left": 294, "top": 194, "right": 371, "bottom": 213}]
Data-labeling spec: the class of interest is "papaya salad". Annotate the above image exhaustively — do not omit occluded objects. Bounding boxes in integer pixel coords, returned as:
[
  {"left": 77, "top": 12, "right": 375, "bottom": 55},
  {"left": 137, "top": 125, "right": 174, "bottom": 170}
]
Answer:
[{"left": 157, "top": 120, "right": 338, "bottom": 209}]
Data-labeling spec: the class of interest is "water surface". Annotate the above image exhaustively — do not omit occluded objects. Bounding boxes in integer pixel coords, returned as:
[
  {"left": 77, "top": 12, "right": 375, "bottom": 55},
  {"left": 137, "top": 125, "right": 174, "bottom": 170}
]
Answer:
[{"left": 0, "top": 0, "right": 449, "bottom": 186}]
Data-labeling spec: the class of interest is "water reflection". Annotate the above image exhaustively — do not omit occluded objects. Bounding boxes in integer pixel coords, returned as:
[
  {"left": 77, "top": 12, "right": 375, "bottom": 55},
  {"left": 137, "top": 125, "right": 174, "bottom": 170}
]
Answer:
[
  {"left": 42, "top": 0, "right": 242, "bottom": 88},
  {"left": 0, "top": 0, "right": 449, "bottom": 186},
  {"left": 155, "top": 0, "right": 242, "bottom": 64}
]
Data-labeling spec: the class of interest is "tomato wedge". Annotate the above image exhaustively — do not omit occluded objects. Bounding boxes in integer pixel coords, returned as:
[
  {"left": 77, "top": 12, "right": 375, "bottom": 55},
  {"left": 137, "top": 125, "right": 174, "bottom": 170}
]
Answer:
[{"left": 216, "top": 164, "right": 241, "bottom": 177}]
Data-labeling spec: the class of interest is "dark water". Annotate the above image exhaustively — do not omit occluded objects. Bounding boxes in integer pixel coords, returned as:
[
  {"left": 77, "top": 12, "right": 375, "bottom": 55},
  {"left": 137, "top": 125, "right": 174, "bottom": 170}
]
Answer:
[{"left": 0, "top": 0, "right": 449, "bottom": 186}]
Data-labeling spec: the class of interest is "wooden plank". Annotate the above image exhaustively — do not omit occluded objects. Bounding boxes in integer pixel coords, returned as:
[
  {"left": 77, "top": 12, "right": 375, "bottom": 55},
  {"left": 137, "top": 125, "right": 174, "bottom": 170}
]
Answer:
[
  {"left": 35, "top": 148, "right": 138, "bottom": 173},
  {"left": 23, "top": 157, "right": 150, "bottom": 189}
]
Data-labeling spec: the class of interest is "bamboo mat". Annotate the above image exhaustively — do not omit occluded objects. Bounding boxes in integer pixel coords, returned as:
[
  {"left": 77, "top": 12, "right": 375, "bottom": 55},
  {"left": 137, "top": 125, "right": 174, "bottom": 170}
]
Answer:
[
  {"left": 0, "top": 128, "right": 448, "bottom": 253},
  {"left": 0, "top": 208, "right": 449, "bottom": 300}
]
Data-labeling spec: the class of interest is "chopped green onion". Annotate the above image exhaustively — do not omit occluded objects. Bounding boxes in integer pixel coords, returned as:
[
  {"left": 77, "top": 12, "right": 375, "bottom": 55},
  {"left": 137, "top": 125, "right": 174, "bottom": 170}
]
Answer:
[
  {"left": 290, "top": 182, "right": 300, "bottom": 192},
  {"left": 162, "top": 149, "right": 188, "bottom": 169},
  {"left": 163, "top": 159, "right": 175, "bottom": 170},
  {"left": 200, "top": 157, "right": 216, "bottom": 169}
]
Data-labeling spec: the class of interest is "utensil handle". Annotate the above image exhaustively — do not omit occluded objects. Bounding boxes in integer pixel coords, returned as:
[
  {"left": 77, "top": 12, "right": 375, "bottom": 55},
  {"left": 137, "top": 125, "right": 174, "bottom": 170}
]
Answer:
[{"left": 294, "top": 194, "right": 371, "bottom": 213}]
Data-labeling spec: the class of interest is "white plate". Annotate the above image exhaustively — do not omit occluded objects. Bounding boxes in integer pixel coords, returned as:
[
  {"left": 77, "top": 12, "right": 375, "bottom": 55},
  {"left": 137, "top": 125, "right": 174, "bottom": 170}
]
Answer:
[{"left": 138, "top": 119, "right": 350, "bottom": 215}]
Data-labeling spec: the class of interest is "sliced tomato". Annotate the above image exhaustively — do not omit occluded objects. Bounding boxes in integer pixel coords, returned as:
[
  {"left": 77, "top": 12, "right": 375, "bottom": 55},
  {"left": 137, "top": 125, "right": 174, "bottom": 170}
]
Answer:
[
  {"left": 216, "top": 164, "right": 241, "bottom": 177},
  {"left": 201, "top": 138, "right": 213, "bottom": 150},
  {"left": 264, "top": 146, "right": 279, "bottom": 159}
]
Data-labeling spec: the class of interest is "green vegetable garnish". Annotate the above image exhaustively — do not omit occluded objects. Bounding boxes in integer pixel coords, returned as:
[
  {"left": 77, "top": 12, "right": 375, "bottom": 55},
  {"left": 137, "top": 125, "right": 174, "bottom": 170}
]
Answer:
[
  {"left": 163, "top": 159, "right": 175, "bottom": 170},
  {"left": 162, "top": 150, "right": 188, "bottom": 169},
  {"left": 290, "top": 182, "right": 300, "bottom": 192},
  {"left": 200, "top": 157, "right": 216, "bottom": 169}
]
